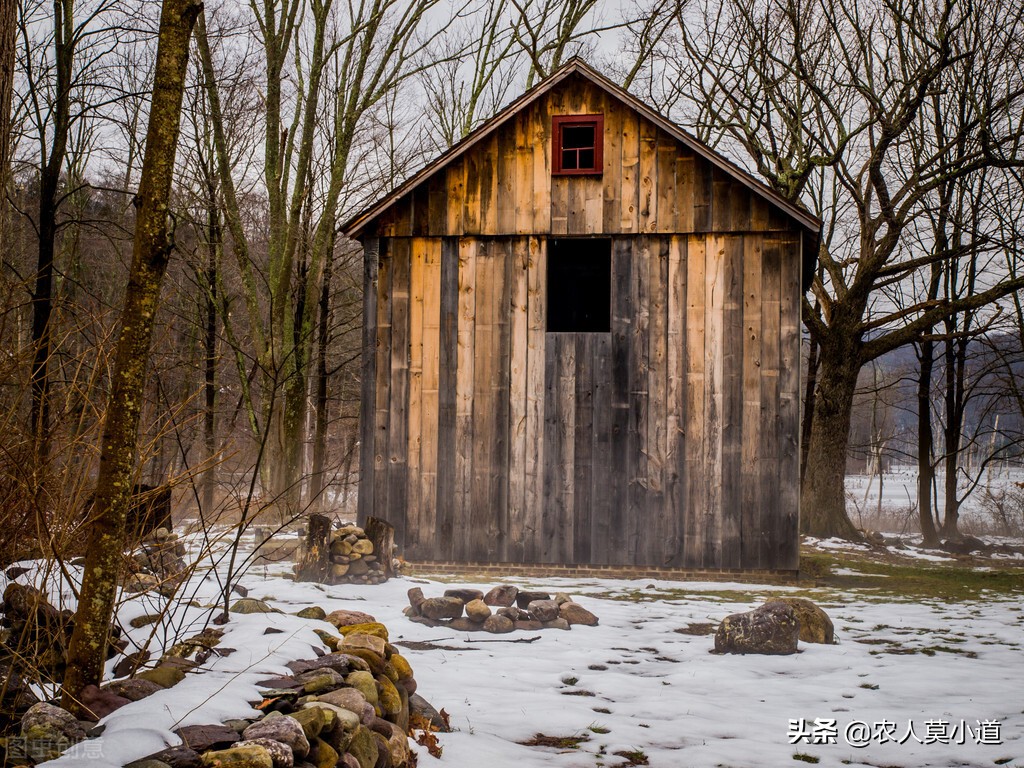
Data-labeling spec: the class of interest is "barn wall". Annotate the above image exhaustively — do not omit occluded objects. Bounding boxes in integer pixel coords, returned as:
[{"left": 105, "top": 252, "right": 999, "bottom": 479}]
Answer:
[
  {"left": 360, "top": 232, "right": 801, "bottom": 570},
  {"left": 368, "top": 74, "right": 794, "bottom": 240}
]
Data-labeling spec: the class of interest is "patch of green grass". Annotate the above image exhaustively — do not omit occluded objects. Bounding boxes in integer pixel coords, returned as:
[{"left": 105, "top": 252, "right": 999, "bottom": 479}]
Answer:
[
  {"left": 613, "top": 748, "right": 649, "bottom": 765},
  {"left": 859, "top": 683, "right": 879, "bottom": 690},
  {"left": 518, "top": 733, "right": 590, "bottom": 749},
  {"left": 800, "top": 550, "right": 1024, "bottom": 602},
  {"left": 588, "top": 725, "right": 611, "bottom": 734},
  {"left": 562, "top": 675, "right": 579, "bottom": 686},
  {"left": 792, "top": 753, "right": 820, "bottom": 763}
]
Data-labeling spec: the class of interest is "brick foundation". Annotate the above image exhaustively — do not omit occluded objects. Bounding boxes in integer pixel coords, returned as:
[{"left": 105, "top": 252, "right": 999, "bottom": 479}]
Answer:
[{"left": 402, "top": 560, "right": 801, "bottom": 584}]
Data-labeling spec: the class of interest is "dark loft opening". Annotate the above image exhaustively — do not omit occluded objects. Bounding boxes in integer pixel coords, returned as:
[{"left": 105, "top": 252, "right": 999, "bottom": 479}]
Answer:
[{"left": 547, "top": 238, "right": 611, "bottom": 332}]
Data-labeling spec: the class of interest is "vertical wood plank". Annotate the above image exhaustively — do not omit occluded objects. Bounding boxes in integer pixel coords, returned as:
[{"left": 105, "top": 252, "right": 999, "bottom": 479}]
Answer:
[
  {"left": 665, "top": 235, "right": 686, "bottom": 566},
  {"left": 542, "top": 334, "right": 575, "bottom": 563},
  {"left": 656, "top": 140, "right": 677, "bottom": 233},
  {"left": 609, "top": 238, "right": 632, "bottom": 563},
  {"left": 405, "top": 239, "right": 425, "bottom": 555},
  {"left": 602, "top": 101, "right": 622, "bottom": 233},
  {"left": 720, "top": 235, "right": 744, "bottom": 568},
  {"left": 372, "top": 241, "right": 393, "bottom": 534},
  {"left": 638, "top": 119, "right": 658, "bottom": 233},
  {"left": 626, "top": 235, "right": 650, "bottom": 564},
  {"left": 760, "top": 238, "right": 782, "bottom": 568},
  {"left": 531, "top": 104, "right": 551, "bottom": 232},
  {"left": 470, "top": 245, "right": 497, "bottom": 559},
  {"left": 778, "top": 234, "right": 801, "bottom": 570},
  {"left": 436, "top": 237, "right": 460, "bottom": 557},
  {"left": 711, "top": 168, "right": 732, "bottom": 232},
  {"left": 446, "top": 159, "right": 465, "bottom": 236},
  {"left": 702, "top": 235, "right": 725, "bottom": 568},
  {"left": 507, "top": 238, "right": 530, "bottom": 561},
  {"left": 515, "top": 112, "right": 534, "bottom": 234},
  {"left": 427, "top": 172, "right": 447, "bottom": 236},
  {"left": 497, "top": 126, "right": 515, "bottom": 234},
  {"left": 386, "top": 239, "right": 411, "bottom": 549},
  {"left": 453, "top": 238, "right": 477, "bottom": 560},
  {"left": 741, "top": 235, "right": 764, "bottom": 569},
  {"left": 620, "top": 110, "right": 639, "bottom": 232},
  {"left": 645, "top": 236, "right": 670, "bottom": 564},
  {"left": 683, "top": 235, "right": 706, "bottom": 567},
  {"left": 357, "top": 238, "right": 379, "bottom": 525},
  {"left": 491, "top": 241, "right": 511, "bottom": 557},
  {"left": 463, "top": 148, "right": 481, "bottom": 235},
  {"left": 524, "top": 237, "right": 546, "bottom": 561},
  {"left": 480, "top": 133, "right": 498, "bottom": 235},
  {"left": 573, "top": 334, "right": 595, "bottom": 564},
  {"left": 419, "top": 239, "right": 442, "bottom": 558},
  {"left": 590, "top": 332, "right": 613, "bottom": 564},
  {"left": 694, "top": 157, "right": 712, "bottom": 232}
]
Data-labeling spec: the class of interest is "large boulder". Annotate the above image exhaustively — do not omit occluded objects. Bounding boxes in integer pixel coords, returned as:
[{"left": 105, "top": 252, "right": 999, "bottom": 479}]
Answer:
[
  {"left": 200, "top": 744, "right": 273, "bottom": 768},
  {"left": 714, "top": 602, "right": 799, "bottom": 655},
  {"left": 21, "top": 702, "right": 86, "bottom": 758},
  {"left": 764, "top": 597, "right": 834, "bottom": 644},
  {"left": 482, "top": 585, "right": 518, "bottom": 607},
  {"left": 559, "top": 602, "right": 599, "bottom": 626}
]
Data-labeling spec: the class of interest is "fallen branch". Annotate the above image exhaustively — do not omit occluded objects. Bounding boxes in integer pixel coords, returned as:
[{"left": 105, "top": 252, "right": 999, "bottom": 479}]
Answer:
[{"left": 463, "top": 635, "right": 542, "bottom": 644}]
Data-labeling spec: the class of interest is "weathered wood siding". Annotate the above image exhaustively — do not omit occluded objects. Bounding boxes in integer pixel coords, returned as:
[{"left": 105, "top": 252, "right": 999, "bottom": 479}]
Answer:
[
  {"left": 361, "top": 232, "right": 801, "bottom": 569},
  {"left": 355, "top": 73, "right": 803, "bottom": 570},
  {"left": 368, "top": 74, "right": 793, "bottom": 241}
]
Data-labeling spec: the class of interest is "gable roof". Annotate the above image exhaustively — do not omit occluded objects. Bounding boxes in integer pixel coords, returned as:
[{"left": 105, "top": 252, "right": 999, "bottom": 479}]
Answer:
[{"left": 341, "top": 58, "right": 821, "bottom": 244}]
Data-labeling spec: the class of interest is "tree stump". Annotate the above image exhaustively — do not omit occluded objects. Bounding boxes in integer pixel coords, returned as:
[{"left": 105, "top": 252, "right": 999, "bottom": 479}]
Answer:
[
  {"left": 296, "top": 513, "right": 331, "bottom": 581},
  {"left": 365, "top": 517, "right": 396, "bottom": 579}
]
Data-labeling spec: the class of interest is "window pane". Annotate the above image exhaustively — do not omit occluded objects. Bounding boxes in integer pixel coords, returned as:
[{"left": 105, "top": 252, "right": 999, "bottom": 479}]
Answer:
[
  {"left": 562, "top": 124, "right": 594, "bottom": 150},
  {"left": 577, "top": 148, "right": 595, "bottom": 169},
  {"left": 562, "top": 148, "right": 578, "bottom": 170}
]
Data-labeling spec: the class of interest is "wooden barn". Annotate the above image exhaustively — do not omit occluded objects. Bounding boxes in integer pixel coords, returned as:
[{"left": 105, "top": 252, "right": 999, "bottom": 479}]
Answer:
[{"left": 343, "top": 59, "right": 819, "bottom": 573}]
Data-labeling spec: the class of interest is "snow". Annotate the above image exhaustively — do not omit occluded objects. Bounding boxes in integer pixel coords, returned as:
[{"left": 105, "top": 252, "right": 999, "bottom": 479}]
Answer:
[{"left": 9, "top": 534, "right": 1021, "bottom": 768}]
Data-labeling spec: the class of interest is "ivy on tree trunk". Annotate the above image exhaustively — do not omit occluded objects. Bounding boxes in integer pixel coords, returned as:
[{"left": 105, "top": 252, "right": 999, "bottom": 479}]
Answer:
[{"left": 61, "top": 0, "right": 202, "bottom": 716}]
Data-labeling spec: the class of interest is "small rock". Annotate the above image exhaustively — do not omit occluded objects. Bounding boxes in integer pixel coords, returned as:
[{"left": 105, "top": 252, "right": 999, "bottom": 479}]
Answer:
[
  {"left": 542, "top": 617, "right": 570, "bottom": 630},
  {"left": 514, "top": 619, "right": 543, "bottom": 631},
  {"left": 345, "top": 671, "right": 379, "bottom": 707},
  {"left": 443, "top": 588, "right": 483, "bottom": 603},
  {"left": 174, "top": 723, "right": 241, "bottom": 751},
  {"left": 295, "top": 606, "right": 327, "bottom": 621},
  {"left": 124, "top": 760, "right": 173, "bottom": 768},
  {"left": 483, "top": 584, "right": 518, "bottom": 607},
  {"left": 234, "top": 739, "right": 293, "bottom": 768},
  {"left": 144, "top": 745, "right": 201, "bottom": 768},
  {"left": 200, "top": 744, "right": 273, "bottom": 768},
  {"left": 526, "top": 599, "right": 559, "bottom": 622},
  {"left": 318, "top": 686, "right": 368, "bottom": 714},
  {"left": 131, "top": 613, "right": 163, "bottom": 629},
  {"left": 79, "top": 684, "right": 131, "bottom": 719},
  {"left": 515, "top": 590, "right": 551, "bottom": 609},
  {"left": 230, "top": 598, "right": 278, "bottom": 614},
  {"left": 419, "top": 597, "right": 464, "bottom": 621},
  {"left": 337, "top": 622, "right": 390, "bottom": 641},
  {"left": 21, "top": 702, "right": 87, "bottom": 745},
  {"left": 464, "top": 599, "right": 491, "bottom": 622},
  {"left": 496, "top": 606, "right": 524, "bottom": 620},
  {"left": 409, "top": 694, "right": 450, "bottom": 732},
  {"left": 297, "top": 668, "right": 346, "bottom": 695},
  {"left": 138, "top": 665, "right": 187, "bottom": 688},
  {"left": 482, "top": 614, "right": 514, "bottom": 633},
  {"left": 287, "top": 707, "right": 326, "bottom": 740},
  {"left": 553, "top": 592, "right": 572, "bottom": 605},
  {"left": 559, "top": 602, "right": 599, "bottom": 626},
  {"left": 764, "top": 596, "right": 834, "bottom": 644},
  {"left": 377, "top": 675, "right": 402, "bottom": 716},
  {"left": 448, "top": 617, "right": 479, "bottom": 631},
  {"left": 313, "top": 738, "right": 339, "bottom": 768},
  {"left": 714, "top": 602, "right": 799, "bottom": 655},
  {"left": 406, "top": 588, "right": 425, "bottom": 615},
  {"left": 104, "top": 677, "right": 162, "bottom": 701},
  {"left": 325, "top": 610, "right": 377, "bottom": 628},
  {"left": 351, "top": 539, "right": 374, "bottom": 555},
  {"left": 243, "top": 715, "right": 310, "bottom": 758},
  {"left": 346, "top": 725, "right": 378, "bottom": 768},
  {"left": 341, "top": 633, "right": 386, "bottom": 658}
]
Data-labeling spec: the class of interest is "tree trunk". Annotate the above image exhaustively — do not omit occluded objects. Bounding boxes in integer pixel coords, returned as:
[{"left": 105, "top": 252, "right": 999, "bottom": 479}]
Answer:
[
  {"left": 202, "top": 189, "right": 219, "bottom": 513},
  {"left": 0, "top": 0, "right": 15, "bottom": 255},
  {"left": 916, "top": 339, "right": 939, "bottom": 546},
  {"left": 309, "top": 244, "right": 334, "bottom": 511},
  {"left": 799, "top": 336, "right": 863, "bottom": 539},
  {"left": 61, "top": 0, "right": 201, "bottom": 716},
  {"left": 800, "top": 326, "right": 819, "bottom": 484}
]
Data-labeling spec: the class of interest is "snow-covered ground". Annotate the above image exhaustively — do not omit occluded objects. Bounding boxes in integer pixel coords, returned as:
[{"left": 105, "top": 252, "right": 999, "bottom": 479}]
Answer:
[{"left": 8, "top": 536, "right": 1022, "bottom": 768}]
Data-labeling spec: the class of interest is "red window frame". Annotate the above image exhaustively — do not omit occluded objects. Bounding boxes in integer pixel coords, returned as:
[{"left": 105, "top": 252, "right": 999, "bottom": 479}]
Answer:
[{"left": 552, "top": 114, "right": 604, "bottom": 176}]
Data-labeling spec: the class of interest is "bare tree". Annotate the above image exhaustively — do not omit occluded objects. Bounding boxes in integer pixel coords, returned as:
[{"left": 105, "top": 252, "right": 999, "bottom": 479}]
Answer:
[
  {"left": 61, "top": 0, "right": 201, "bottom": 715},
  {"left": 651, "top": 0, "right": 1024, "bottom": 538}
]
